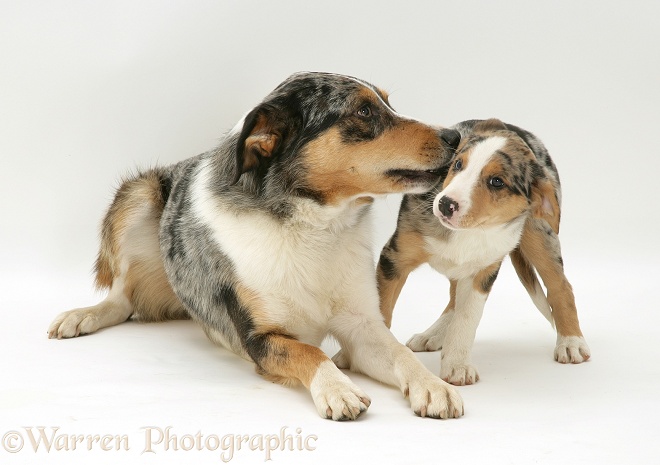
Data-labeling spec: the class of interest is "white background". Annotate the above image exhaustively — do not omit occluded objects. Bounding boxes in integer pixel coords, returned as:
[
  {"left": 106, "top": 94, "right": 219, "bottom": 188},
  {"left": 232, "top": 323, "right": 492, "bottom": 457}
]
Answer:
[{"left": 2, "top": 1, "right": 659, "bottom": 464}]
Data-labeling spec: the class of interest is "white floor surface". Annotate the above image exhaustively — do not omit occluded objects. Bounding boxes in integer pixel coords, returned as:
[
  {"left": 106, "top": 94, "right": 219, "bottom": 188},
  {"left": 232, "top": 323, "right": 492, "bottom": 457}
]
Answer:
[{"left": 2, "top": 255, "right": 658, "bottom": 464}]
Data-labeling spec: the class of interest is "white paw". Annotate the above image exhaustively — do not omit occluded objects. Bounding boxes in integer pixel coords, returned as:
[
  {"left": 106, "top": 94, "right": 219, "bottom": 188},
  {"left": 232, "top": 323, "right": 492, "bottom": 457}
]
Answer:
[
  {"left": 48, "top": 309, "right": 101, "bottom": 339},
  {"left": 405, "top": 313, "right": 453, "bottom": 352},
  {"left": 406, "top": 331, "right": 445, "bottom": 352},
  {"left": 310, "top": 361, "right": 370, "bottom": 421},
  {"left": 331, "top": 349, "right": 350, "bottom": 369},
  {"left": 404, "top": 375, "right": 463, "bottom": 419},
  {"left": 554, "top": 335, "right": 591, "bottom": 364},
  {"left": 440, "top": 362, "right": 480, "bottom": 386}
]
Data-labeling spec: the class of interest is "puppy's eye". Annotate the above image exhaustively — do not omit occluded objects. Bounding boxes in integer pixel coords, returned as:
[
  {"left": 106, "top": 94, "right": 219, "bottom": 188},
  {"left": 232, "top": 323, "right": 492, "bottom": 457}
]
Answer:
[
  {"left": 488, "top": 177, "right": 505, "bottom": 189},
  {"left": 356, "top": 105, "right": 372, "bottom": 118},
  {"left": 453, "top": 159, "right": 463, "bottom": 171}
]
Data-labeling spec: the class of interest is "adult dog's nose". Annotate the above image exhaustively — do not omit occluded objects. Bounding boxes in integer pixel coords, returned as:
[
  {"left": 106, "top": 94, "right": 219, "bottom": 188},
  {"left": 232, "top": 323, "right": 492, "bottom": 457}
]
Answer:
[{"left": 439, "top": 129, "right": 461, "bottom": 150}]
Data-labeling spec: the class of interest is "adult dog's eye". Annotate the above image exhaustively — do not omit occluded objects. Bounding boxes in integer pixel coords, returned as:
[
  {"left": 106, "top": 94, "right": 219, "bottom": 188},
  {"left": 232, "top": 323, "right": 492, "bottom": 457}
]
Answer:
[
  {"left": 488, "top": 177, "right": 505, "bottom": 189},
  {"left": 356, "top": 105, "right": 372, "bottom": 118},
  {"left": 453, "top": 159, "right": 463, "bottom": 171}
]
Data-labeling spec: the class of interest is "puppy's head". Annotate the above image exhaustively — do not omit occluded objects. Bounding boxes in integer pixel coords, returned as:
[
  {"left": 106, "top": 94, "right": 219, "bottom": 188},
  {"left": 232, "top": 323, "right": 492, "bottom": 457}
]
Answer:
[
  {"left": 232, "top": 72, "right": 459, "bottom": 204},
  {"left": 433, "top": 119, "right": 559, "bottom": 230}
]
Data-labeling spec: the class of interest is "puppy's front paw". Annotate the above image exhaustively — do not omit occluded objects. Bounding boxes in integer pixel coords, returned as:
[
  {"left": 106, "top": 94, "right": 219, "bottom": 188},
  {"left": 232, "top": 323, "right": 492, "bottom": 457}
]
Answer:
[
  {"left": 404, "top": 376, "right": 463, "bottom": 419},
  {"left": 310, "top": 362, "right": 370, "bottom": 421},
  {"left": 554, "top": 336, "right": 591, "bottom": 364},
  {"left": 406, "top": 331, "right": 444, "bottom": 352},
  {"left": 48, "top": 309, "right": 101, "bottom": 339},
  {"left": 405, "top": 313, "right": 453, "bottom": 352},
  {"left": 440, "top": 362, "right": 479, "bottom": 386}
]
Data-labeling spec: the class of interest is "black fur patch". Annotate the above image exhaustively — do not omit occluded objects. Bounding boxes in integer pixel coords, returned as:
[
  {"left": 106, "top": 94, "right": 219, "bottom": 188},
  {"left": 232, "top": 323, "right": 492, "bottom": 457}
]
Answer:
[
  {"left": 378, "top": 253, "right": 398, "bottom": 280},
  {"left": 456, "top": 135, "right": 486, "bottom": 155},
  {"left": 214, "top": 285, "right": 268, "bottom": 363},
  {"left": 158, "top": 174, "right": 172, "bottom": 205},
  {"left": 481, "top": 267, "right": 500, "bottom": 293},
  {"left": 293, "top": 186, "right": 326, "bottom": 204},
  {"left": 510, "top": 174, "right": 527, "bottom": 197},
  {"left": 166, "top": 162, "right": 197, "bottom": 261},
  {"left": 338, "top": 109, "right": 395, "bottom": 143},
  {"left": 399, "top": 195, "right": 411, "bottom": 213},
  {"left": 496, "top": 150, "right": 512, "bottom": 168}
]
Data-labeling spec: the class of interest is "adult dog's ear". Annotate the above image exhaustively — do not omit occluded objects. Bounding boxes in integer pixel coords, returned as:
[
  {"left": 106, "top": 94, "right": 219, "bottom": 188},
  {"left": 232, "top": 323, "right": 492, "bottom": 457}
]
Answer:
[
  {"left": 474, "top": 118, "right": 508, "bottom": 133},
  {"left": 231, "top": 105, "right": 287, "bottom": 184},
  {"left": 531, "top": 176, "right": 561, "bottom": 234}
]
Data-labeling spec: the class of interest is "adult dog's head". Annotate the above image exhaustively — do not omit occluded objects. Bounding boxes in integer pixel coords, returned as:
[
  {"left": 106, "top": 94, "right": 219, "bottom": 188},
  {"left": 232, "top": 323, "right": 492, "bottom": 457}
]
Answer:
[{"left": 231, "top": 72, "right": 460, "bottom": 205}]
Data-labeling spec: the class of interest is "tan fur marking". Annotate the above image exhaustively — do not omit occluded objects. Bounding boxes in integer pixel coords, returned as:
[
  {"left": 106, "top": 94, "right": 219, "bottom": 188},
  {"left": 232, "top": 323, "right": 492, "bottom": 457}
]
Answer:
[
  {"left": 303, "top": 121, "right": 442, "bottom": 204},
  {"left": 95, "top": 252, "right": 114, "bottom": 289},
  {"left": 509, "top": 247, "right": 536, "bottom": 293},
  {"left": 376, "top": 87, "right": 390, "bottom": 105},
  {"left": 95, "top": 171, "right": 187, "bottom": 321},
  {"left": 519, "top": 224, "right": 583, "bottom": 337},
  {"left": 234, "top": 283, "right": 273, "bottom": 329},
  {"left": 377, "top": 268, "right": 404, "bottom": 328},
  {"left": 378, "top": 230, "right": 430, "bottom": 327},
  {"left": 124, "top": 259, "right": 187, "bottom": 321},
  {"left": 440, "top": 280, "right": 457, "bottom": 316},
  {"left": 232, "top": 283, "right": 330, "bottom": 388},
  {"left": 532, "top": 178, "right": 560, "bottom": 233},
  {"left": 461, "top": 160, "right": 530, "bottom": 228},
  {"left": 256, "top": 337, "right": 329, "bottom": 388},
  {"left": 95, "top": 171, "right": 167, "bottom": 289},
  {"left": 353, "top": 196, "right": 375, "bottom": 207},
  {"left": 473, "top": 261, "right": 502, "bottom": 294},
  {"left": 397, "top": 229, "right": 432, "bottom": 270},
  {"left": 240, "top": 113, "right": 283, "bottom": 175},
  {"left": 473, "top": 118, "right": 508, "bottom": 133}
]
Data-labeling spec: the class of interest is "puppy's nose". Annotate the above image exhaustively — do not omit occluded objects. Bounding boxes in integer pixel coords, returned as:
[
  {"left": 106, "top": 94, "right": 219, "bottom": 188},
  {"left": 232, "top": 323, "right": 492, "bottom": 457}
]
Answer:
[
  {"left": 439, "top": 129, "right": 461, "bottom": 150},
  {"left": 437, "top": 196, "right": 459, "bottom": 218}
]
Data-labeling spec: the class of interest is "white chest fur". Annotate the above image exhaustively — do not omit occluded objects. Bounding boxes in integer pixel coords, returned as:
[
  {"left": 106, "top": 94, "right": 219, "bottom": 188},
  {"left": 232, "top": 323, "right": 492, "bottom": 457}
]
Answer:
[
  {"left": 191, "top": 160, "right": 376, "bottom": 344},
  {"left": 425, "top": 219, "right": 525, "bottom": 280}
]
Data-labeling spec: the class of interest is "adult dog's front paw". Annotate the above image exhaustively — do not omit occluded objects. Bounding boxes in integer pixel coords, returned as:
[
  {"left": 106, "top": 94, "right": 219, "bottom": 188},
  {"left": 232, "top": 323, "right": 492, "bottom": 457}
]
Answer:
[
  {"left": 440, "top": 362, "right": 479, "bottom": 386},
  {"left": 404, "top": 376, "right": 463, "bottom": 419},
  {"left": 48, "top": 309, "right": 101, "bottom": 339},
  {"left": 310, "top": 361, "right": 370, "bottom": 421},
  {"left": 554, "top": 335, "right": 591, "bottom": 364}
]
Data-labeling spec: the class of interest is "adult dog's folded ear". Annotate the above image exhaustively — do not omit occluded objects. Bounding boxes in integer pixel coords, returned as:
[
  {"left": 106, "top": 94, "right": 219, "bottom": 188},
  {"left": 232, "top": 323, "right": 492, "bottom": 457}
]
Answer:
[{"left": 232, "top": 104, "right": 293, "bottom": 184}]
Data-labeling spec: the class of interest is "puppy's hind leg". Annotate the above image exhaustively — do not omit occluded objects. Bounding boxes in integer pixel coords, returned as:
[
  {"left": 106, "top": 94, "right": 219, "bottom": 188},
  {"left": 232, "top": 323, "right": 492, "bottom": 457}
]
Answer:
[{"left": 518, "top": 219, "right": 590, "bottom": 363}]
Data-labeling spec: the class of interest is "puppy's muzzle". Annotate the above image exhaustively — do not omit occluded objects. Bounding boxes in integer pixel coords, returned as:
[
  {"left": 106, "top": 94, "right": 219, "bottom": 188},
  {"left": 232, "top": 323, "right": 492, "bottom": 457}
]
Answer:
[{"left": 436, "top": 196, "right": 459, "bottom": 219}]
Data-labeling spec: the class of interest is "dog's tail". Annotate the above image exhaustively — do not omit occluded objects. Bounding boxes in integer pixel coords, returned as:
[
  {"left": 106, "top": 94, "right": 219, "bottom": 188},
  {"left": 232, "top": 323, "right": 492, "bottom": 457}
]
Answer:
[{"left": 509, "top": 247, "right": 555, "bottom": 328}]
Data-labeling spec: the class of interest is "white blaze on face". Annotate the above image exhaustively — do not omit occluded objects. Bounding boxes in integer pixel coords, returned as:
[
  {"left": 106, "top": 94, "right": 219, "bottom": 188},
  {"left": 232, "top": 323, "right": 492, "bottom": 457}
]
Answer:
[{"left": 433, "top": 136, "right": 507, "bottom": 225}]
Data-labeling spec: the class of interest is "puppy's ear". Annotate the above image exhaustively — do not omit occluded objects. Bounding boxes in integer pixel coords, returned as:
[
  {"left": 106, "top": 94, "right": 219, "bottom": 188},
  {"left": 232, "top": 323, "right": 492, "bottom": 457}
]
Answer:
[
  {"left": 474, "top": 118, "right": 508, "bottom": 133},
  {"left": 232, "top": 105, "right": 285, "bottom": 184},
  {"left": 531, "top": 177, "right": 561, "bottom": 233}
]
